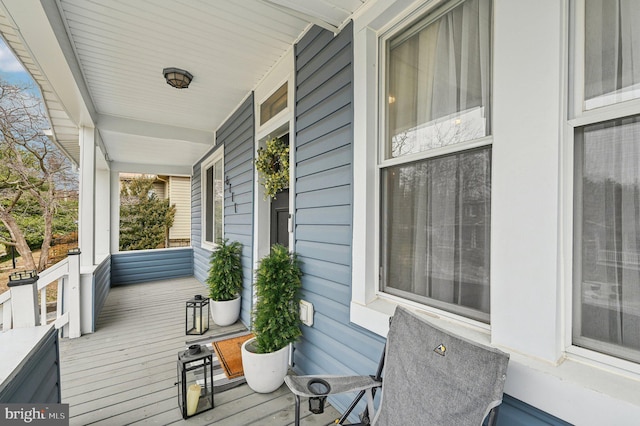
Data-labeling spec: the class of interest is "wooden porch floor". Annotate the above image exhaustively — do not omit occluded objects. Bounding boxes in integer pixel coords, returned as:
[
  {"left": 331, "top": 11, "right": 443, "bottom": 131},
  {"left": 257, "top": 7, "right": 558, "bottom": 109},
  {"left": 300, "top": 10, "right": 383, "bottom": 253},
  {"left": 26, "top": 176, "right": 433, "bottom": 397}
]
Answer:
[{"left": 59, "top": 277, "right": 341, "bottom": 425}]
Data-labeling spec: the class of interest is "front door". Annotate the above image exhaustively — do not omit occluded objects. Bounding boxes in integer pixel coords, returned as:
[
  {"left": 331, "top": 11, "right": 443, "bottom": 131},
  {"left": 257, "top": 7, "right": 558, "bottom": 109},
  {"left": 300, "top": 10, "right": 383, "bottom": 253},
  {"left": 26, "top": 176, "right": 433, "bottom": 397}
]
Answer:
[{"left": 270, "top": 188, "right": 289, "bottom": 248}]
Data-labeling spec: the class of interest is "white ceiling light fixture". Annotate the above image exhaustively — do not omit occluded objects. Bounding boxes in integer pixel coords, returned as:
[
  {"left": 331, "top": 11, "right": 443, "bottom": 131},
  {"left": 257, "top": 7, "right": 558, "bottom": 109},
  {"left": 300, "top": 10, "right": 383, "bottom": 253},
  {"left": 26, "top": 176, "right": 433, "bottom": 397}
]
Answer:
[{"left": 163, "top": 67, "right": 193, "bottom": 89}]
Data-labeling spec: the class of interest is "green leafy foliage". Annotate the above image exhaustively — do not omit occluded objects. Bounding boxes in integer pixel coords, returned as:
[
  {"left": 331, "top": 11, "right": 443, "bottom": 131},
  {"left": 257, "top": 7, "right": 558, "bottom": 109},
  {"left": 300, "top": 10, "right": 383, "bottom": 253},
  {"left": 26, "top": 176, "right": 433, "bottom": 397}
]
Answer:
[
  {"left": 0, "top": 198, "right": 78, "bottom": 249},
  {"left": 119, "top": 176, "right": 176, "bottom": 251},
  {"left": 255, "top": 137, "right": 289, "bottom": 199},
  {"left": 206, "top": 238, "right": 243, "bottom": 301},
  {"left": 253, "top": 244, "right": 302, "bottom": 354}
]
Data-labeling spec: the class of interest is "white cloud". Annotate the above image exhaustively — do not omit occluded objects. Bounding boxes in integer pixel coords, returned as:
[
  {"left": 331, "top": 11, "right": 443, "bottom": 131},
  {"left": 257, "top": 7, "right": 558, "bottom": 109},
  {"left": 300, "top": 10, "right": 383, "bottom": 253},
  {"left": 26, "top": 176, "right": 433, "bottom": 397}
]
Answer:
[{"left": 0, "top": 38, "right": 25, "bottom": 72}]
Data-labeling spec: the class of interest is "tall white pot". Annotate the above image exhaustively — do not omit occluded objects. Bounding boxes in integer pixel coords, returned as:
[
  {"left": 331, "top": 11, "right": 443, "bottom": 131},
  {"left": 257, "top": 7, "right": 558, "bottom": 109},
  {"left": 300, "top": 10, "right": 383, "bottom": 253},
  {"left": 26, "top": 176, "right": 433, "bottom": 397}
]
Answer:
[
  {"left": 209, "top": 296, "right": 241, "bottom": 326},
  {"left": 241, "top": 338, "right": 289, "bottom": 393}
]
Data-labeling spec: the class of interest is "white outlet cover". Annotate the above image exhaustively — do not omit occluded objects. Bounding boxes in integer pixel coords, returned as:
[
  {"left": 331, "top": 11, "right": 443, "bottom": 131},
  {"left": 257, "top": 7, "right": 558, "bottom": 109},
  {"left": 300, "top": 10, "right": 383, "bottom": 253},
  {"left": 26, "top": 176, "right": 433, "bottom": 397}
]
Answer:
[{"left": 299, "top": 300, "right": 314, "bottom": 327}]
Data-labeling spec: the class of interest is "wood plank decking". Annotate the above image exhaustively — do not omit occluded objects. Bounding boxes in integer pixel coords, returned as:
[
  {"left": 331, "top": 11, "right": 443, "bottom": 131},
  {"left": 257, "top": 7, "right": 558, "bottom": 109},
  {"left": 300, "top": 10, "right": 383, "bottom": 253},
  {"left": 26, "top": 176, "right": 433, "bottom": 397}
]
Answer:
[{"left": 59, "top": 278, "right": 341, "bottom": 425}]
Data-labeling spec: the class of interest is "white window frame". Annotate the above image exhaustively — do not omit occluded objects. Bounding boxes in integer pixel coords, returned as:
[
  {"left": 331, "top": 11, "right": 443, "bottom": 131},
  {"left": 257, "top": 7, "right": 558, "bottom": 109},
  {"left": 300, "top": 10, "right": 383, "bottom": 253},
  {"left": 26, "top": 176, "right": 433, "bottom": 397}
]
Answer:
[
  {"left": 253, "top": 48, "right": 295, "bottom": 267},
  {"left": 566, "top": 0, "right": 640, "bottom": 374},
  {"left": 200, "top": 147, "right": 224, "bottom": 251},
  {"left": 570, "top": 0, "right": 640, "bottom": 126},
  {"left": 351, "top": 0, "right": 493, "bottom": 337}
]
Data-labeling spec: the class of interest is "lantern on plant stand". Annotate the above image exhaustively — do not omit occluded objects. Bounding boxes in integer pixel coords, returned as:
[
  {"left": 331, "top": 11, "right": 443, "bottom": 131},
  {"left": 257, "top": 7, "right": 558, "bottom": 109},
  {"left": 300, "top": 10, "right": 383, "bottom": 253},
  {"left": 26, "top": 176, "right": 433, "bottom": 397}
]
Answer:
[
  {"left": 186, "top": 294, "right": 209, "bottom": 335},
  {"left": 177, "top": 344, "right": 215, "bottom": 419}
]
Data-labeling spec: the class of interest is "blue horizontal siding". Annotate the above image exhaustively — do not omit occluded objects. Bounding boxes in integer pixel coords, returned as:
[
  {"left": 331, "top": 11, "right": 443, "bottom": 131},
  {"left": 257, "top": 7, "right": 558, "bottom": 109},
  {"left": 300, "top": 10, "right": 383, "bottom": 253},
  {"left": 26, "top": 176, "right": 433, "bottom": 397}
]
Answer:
[
  {"left": 220, "top": 95, "right": 254, "bottom": 326},
  {"left": 296, "top": 205, "right": 352, "bottom": 225},
  {"left": 0, "top": 327, "right": 60, "bottom": 403},
  {"left": 296, "top": 144, "right": 351, "bottom": 177},
  {"left": 296, "top": 240, "right": 351, "bottom": 265},
  {"left": 293, "top": 25, "right": 386, "bottom": 413},
  {"left": 93, "top": 256, "right": 111, "bottom": 329},
  {"left": 191, "top": 94, "right": 254, "bottom": 326},
  {"left": 111, "top": 248, "right": 193, "bottom": 286},
  {"left": 296, "top": 26, "right": 334, "bottom": 66},
  {"left": 296, "top": 86, "right": 352, "bottom": 130},
  {"left": 296, "top": 185, "right": 351, "bottom": 209},
  {"left": 295, "top": 224, "right": 352, "bottom": 245},
  {"left": 297, "top": 28, "right": 351, "bottom": 82},
  {"left": 301, "top": 275, "right": 351, "bottom": 306},
  {"left": 296, "top": 106, "right": 351, "bottom": 146},
  {"left": 298, "top": 257, "right": 351, "bottom": 284},
  {"left": 296, "top": 165, "right": 352, "bottom": 193},
  {"left": 191, "top": 158, "right": 209, "bottom": 284},
  {"left": 193, "top": 249, "right": 209, "bottom": 284},
  {"left": 297, "top": 62, "right": 352, "bottom": 111},
  {"left": 497, "top": 395, "right": 571, "bottom": 426},
  {"left": 296, "top": 125, "right": 351, "bottom": 162}
]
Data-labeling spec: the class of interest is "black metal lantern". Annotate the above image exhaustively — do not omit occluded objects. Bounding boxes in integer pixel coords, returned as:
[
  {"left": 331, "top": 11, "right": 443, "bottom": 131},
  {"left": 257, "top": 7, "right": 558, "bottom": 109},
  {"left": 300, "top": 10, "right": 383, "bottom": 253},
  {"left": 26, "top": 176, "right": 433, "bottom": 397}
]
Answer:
[
  {"left": 177, "top": 344, "right": 215, "bottom": 419},
  {"left": 186, "top": 295, "right": 209, "bottom": 335}
]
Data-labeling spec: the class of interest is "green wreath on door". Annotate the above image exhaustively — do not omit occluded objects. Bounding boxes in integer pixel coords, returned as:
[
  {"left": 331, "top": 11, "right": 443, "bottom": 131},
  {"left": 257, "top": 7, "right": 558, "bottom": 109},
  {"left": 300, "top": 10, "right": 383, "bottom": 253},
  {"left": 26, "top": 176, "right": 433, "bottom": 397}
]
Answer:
[{"left": 256, "top": 137, "right": 289, "bottom": 199}]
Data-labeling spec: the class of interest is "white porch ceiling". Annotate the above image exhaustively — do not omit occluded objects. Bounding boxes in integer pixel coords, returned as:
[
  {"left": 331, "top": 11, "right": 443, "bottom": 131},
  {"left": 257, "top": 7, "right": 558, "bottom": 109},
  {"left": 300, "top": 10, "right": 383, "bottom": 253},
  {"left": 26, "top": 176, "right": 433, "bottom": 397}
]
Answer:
[{"left": 0, "top": 0, "right": 368, "bottom": 172}]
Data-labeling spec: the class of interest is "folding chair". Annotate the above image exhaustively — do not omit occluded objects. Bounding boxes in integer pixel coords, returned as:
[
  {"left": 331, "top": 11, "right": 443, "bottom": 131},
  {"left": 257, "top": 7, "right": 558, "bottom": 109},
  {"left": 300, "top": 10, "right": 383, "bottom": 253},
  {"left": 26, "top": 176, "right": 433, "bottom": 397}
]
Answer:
[{"left": 285, "top": 306, "right": 510, "bottom": 425}]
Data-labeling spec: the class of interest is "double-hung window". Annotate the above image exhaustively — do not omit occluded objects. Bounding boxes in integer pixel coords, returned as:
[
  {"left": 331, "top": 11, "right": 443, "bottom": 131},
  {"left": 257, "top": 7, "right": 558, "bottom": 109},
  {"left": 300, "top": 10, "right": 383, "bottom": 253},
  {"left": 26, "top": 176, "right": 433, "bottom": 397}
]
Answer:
[
  {"left": 573, "top": 0, "right": 640, "bottom": 364},
  {"left": 380, "top": 0, "right": 493, "bottom": 323},
  {"left": 201, "top": 149, "right": 224, "bottom": 247}
]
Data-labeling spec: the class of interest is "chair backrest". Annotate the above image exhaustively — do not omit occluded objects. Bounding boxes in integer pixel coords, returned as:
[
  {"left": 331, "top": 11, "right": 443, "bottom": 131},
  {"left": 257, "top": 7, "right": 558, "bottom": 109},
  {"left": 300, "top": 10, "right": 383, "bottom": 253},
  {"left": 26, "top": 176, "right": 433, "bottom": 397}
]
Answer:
[{"left": 373, "top": 307, "right": 509, "bottom": 426}]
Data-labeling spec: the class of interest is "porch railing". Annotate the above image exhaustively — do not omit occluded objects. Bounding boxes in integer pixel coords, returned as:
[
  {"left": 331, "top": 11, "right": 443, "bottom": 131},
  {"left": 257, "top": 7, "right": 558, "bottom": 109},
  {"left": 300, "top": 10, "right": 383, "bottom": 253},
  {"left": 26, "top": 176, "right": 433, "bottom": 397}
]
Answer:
[{"left": 0, "top": 250, "right": 81, "bottom": 337}]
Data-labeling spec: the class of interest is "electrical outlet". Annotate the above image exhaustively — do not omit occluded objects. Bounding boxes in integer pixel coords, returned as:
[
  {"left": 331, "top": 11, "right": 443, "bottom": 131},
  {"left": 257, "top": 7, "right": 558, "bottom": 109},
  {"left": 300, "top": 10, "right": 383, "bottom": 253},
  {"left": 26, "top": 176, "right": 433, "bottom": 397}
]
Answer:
[{"left": 299, "top": 300, "right": 314, "bottom": 327}]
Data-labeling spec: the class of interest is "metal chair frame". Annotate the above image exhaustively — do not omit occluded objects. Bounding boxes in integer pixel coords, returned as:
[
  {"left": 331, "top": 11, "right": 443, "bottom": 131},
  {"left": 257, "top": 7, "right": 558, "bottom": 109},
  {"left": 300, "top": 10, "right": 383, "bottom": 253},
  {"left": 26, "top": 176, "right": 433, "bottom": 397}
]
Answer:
[{"left": 287, "top": 308, "right": 507, "bottom": 426}]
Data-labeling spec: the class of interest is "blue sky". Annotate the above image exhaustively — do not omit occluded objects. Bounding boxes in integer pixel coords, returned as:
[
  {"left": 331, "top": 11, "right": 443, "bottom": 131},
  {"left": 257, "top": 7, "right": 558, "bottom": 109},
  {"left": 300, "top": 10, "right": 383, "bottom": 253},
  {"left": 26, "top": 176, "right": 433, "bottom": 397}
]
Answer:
[{"left": 0, "top": 37, "right": 41, "bottom": 96}]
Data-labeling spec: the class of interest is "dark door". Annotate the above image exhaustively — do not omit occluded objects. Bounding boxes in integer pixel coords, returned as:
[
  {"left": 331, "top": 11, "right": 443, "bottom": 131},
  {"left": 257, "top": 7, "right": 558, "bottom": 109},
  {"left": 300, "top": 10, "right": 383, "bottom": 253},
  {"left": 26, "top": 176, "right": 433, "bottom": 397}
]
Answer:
[{"left": 270, "top": 188, "right": 289, "bottom": 248}]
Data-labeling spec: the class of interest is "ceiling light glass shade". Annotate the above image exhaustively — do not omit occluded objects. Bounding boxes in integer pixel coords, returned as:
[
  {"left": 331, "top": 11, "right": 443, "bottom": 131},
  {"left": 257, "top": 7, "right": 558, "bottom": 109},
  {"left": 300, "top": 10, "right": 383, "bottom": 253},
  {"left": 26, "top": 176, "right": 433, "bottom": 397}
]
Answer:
[{"left": 163, "top": 67, "right": 193, "bottom": 89}]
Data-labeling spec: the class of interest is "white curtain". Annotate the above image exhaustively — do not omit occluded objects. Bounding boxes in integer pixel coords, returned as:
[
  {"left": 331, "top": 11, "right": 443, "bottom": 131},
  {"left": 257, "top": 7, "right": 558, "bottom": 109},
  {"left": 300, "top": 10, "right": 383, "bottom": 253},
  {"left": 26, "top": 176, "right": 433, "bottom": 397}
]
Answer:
[
  {"left": 383, "top": 0, "right": 492, "bottom": 321},
  {"left": 578, "top": 117, "right": 640, "bottom": 356},
  {"left": 384, "top": 148, "right": 491, "bottom": 319},
  {"left": 585, "top": 0, "right": 640, "bottom": 107},
  {"left": 387, "top": 0, "right": 491, "bottom": 158}
]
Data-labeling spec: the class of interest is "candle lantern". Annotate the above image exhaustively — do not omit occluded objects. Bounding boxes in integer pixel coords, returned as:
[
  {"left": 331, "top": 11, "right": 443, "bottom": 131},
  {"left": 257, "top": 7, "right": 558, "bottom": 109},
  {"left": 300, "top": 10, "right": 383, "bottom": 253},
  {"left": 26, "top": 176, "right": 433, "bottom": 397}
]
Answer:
[
  {"left": 177, "top": 344, "right": 215, "bottom": 419},
  {"left": 186, "top": 295, "right": 209, "bottom": 335}
]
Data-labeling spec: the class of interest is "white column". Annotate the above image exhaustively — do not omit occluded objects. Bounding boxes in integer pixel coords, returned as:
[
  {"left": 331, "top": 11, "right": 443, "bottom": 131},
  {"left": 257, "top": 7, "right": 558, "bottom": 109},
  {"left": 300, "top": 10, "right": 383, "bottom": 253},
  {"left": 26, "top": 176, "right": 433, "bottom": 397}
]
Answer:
[
  {"left": 67, "top": 250, "right": 81, "bottom": 338},
  {"left": 78, "top": 126, "right": 96, "bottom": 267},
  {"left": 94, "top": 144, "right": 111, "bottom": 259},
  {"left": 351, "top": 26, "right": 378, "bottom": 306},
  {"left": 491, "top": 0, "right": 566, "bottom": 362},
  {"left": 110, "top": 170, "right": 121, "bottom": 254}
]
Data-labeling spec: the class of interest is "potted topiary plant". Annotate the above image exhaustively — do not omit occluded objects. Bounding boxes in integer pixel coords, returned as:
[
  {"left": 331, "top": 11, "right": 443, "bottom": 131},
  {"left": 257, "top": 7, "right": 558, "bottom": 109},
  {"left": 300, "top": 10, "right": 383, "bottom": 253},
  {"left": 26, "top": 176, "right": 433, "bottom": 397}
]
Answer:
[
  {"left": 206, "top": 238, "right": 243, "bottom": 326},
  {"left": 241, "top": 244, "right": 302, "bottom": 393}
]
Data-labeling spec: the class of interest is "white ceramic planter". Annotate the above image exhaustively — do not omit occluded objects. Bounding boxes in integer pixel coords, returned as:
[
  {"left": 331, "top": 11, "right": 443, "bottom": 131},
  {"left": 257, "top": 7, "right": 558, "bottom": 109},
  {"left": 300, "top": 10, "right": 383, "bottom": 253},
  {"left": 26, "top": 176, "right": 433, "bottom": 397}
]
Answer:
[
  {"left": 209, "top": 296, "right": 241, "bottom": 326},
  {"left": 241, "top": 338, "right": 289, "bottom": 393}
]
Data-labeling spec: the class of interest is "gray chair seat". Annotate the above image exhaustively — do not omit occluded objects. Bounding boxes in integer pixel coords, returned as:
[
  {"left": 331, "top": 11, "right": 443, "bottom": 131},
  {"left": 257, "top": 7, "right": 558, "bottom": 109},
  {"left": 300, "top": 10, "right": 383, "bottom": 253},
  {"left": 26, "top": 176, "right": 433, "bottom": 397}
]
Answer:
[{"left": 285, "top": 306, "right": 510, "bottom": 426}]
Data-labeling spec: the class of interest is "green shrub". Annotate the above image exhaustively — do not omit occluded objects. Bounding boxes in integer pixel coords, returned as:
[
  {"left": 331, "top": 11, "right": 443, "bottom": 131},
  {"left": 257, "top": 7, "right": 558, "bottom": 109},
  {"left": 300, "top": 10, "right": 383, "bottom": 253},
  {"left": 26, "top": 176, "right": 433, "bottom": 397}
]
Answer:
[
  {"left": 206, "top": 239, "right": 243, "bottom": 301},
  {"left": 253, "top": 244, "right": 302, "bottom": 353}
]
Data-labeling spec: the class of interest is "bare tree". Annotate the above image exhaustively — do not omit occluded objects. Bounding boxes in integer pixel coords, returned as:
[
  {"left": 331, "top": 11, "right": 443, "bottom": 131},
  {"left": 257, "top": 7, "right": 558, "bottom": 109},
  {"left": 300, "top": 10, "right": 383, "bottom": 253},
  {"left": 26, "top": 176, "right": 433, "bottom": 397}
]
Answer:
[{"left": 0, "top": 81, "right": 77, "bottom": 271}]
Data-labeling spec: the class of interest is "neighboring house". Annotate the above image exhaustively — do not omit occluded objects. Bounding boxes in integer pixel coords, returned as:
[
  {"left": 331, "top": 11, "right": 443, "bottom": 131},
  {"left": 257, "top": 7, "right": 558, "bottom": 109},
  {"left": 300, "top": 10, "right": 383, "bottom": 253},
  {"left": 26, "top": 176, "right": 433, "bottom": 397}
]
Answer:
[
  {"left": 1, "top": 1, "right": 639, "bottom": 425},
  {"left": 165, "top": 176, "right": 191, "bottom": 246},
  {"left": 119, "top": 173, "right": 191, "bottom": 247}
]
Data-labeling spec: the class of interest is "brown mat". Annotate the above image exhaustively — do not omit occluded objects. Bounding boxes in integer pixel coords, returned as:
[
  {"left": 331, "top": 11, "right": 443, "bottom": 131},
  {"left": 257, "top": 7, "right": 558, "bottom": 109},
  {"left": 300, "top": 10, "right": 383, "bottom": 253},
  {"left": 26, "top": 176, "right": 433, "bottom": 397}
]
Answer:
[{"left": 212, "top": 333, "right": 254, "bottom": 380}]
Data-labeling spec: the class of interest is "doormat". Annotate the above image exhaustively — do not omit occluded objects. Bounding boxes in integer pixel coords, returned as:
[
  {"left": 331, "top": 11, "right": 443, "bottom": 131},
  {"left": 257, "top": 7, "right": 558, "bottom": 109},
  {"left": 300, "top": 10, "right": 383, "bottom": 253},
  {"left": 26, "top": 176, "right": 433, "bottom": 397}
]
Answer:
[
  {"left": 187, "top": 331, "right": 253, "bottom": 393},
  {"left": 212, "top": 333, "right": 254, "bottom": 380}
]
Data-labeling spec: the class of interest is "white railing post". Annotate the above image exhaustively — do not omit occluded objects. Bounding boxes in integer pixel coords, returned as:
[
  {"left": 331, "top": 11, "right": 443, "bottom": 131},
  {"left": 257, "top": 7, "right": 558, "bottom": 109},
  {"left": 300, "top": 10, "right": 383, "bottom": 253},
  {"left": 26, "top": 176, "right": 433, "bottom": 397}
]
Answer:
[
  {"left": 40, "top": 286, "right": 47, "bottom": 326},
  {"left": 56, "top": 276, "right": 68, "bottom": 337},
  {"left": 1, "top": 296, "right": 11, "bottom": 331},
  {"left": 67, "top": 248, "right": 82, "bottom": 338},
  {"left": 8, "top": 270, "right": 40, "bottom": 328}
]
